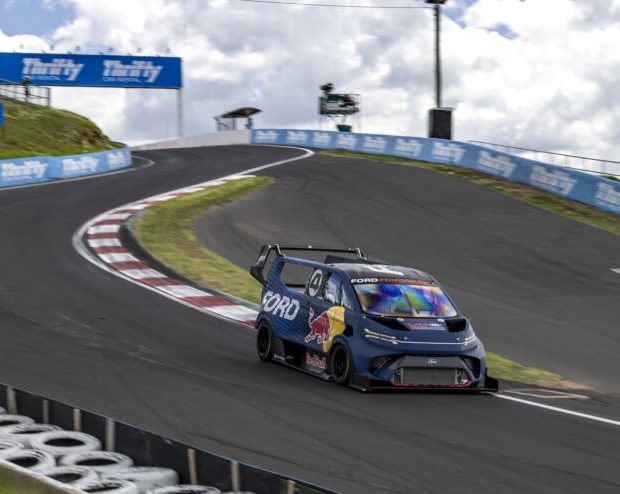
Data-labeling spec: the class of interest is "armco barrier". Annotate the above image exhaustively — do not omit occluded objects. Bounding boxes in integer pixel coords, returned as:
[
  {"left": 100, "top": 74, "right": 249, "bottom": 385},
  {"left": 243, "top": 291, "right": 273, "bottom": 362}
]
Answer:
[
  {"left": 251, "top": 129, "right": 620, "bottom": 215},
  {"left": 0, "top": 146, "right": 132, "bottom": 188},
  {"left": 0, "top": 383, "right": 337, "bottom": 494}
]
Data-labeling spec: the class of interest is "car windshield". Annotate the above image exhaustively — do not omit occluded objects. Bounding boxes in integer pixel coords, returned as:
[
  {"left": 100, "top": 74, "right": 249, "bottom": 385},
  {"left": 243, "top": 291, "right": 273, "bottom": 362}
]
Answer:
[{"left": 354, "top": 283, "right": 457, "bottom": 318}]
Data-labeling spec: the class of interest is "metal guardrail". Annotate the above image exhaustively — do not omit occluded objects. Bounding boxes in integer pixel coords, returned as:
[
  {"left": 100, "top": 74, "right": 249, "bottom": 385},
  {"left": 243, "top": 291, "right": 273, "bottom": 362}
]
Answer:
[
  {"left": 0, "top": 78, "right": 51, "bottom": 106},
  {"left": 470, "top": 140, "right": 620, "bottom": 177},
  {"left": 0, "top": 383, "right": 338, "bottom": 494}
]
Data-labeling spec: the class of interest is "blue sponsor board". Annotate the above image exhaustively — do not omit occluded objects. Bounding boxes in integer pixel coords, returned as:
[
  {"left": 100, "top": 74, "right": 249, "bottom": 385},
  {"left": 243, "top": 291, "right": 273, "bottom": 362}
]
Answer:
[
  {"left": 0, "top": 102, "right": 4, "bottom": 125},
  {"left": 0, "top": 146, "right": 132, "bottom": 188},
  {"left": 0, "top": 53, "right": 182, "bottom": 88},
  {"left": 251, "top": 129, "right": 620, "bottom": 215}
]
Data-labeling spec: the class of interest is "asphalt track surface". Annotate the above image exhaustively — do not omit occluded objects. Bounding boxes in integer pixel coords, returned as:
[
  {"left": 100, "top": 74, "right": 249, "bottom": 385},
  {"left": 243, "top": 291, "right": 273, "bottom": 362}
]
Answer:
[
  {"left": 0, "top": 145, "right": 617, "bottom": 494},
  {"left": 198, "top": 153, "right": 620, "bottom": 393}
]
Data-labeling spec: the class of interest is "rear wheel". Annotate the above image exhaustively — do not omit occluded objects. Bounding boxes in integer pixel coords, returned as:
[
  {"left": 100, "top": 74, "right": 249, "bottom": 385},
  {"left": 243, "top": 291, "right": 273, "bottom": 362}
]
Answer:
[
  {"left": 330, "top": 344, "right": 352, "bottom": 385},
  {"left": 256, "top": 322, "right": 274, "bottom": 361}
]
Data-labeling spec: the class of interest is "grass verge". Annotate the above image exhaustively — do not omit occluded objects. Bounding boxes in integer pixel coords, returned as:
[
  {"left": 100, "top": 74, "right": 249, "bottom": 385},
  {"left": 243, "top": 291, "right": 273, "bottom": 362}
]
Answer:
[
  {"left": 133, "top": 176, "right": 272, "bottom": 304},
  {"left": 133, "top": 175, "right": 587, "bottom": 390},
  {"left": 322, "top": 149, "right": 620, "bottom": 236},
  {"left": 0, "top": 96, "right": 123, "bottom": 159}
]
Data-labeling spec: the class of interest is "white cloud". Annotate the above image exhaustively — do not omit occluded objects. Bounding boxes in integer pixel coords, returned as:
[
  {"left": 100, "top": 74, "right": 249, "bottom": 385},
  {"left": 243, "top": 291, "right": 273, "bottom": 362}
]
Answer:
[{"left": 2, "top": 0, "right": 620, "bottom": 160}]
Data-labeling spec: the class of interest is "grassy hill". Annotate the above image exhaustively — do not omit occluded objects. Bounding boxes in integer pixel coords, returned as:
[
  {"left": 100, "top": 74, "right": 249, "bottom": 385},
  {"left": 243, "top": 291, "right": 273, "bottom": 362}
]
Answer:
[{"left": 0, "top": 97, "right": 123, "bottom": 159}]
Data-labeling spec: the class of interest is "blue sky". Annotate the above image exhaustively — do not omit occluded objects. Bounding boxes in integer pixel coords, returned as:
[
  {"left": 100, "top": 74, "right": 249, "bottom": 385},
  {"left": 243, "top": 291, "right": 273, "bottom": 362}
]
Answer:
[{"left": 0, "top": 0, "right": 72, "bottom": 37}]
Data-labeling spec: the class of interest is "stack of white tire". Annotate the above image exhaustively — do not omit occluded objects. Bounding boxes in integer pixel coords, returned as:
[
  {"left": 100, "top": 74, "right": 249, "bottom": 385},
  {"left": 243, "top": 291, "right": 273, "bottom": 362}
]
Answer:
[{"left": 0, "top": 407, "right": 254, "bottom": 494}]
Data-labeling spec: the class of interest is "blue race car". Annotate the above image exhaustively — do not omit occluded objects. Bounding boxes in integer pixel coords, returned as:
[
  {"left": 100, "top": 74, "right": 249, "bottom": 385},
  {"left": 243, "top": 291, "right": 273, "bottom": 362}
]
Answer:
[{"left": 250, "top": 245, "right": 498, "bottom": 392}]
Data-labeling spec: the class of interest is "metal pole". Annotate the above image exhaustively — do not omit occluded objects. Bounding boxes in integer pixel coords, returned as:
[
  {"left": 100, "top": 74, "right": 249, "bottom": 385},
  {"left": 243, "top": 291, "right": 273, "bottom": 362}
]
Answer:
[
  {"left": 177, "top": 88, "right": 184, "bottom": 139},
  {"left": 433, "top": 3, "right": 442, "bottom": 108}
]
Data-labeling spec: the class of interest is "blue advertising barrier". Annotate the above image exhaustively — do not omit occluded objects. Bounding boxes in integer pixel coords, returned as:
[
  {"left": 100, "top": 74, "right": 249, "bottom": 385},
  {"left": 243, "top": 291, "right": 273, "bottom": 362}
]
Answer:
[
  {"left": 0, "top": 53, "right": 182, "bottom": 88},
  {"left": 251, "top": 129, "right": 620, "bottom": 215},
  {"left": 0, "top": 146, "right": 132, "bottom": 188}
]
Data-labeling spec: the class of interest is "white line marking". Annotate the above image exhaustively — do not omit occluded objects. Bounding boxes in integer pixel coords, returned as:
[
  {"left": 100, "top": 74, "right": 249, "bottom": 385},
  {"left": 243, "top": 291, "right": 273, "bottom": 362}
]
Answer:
[
  {"left": 150, "top": 194, "right": 179, "bottom": 202},
  {"left": 88, "top": 224, "right": 120, "bottom": 234},
  {"left": 209, "top": 305, "right": 259, "bottom": 319},
  {"left": 158, "top": 285, "right": 212, "bottom": 298},
  {"left": 119, "top": 269, "right": 166, "bottom": 280},
  {"left": 88, "top": 238, "right": 122, "bottom": 248},
  {"left": 103, "top": 213, "right": 132, "bottom": 221},
  {"left": 611, "top": 268, "right": 620, "bottom": 274},
  {"left": 494, "top": 394, "right": 620, "bottom": 427},
  {"left": 98, "top": 252, "right": 138, "bottom": 263},
  {"left": 72, "top": 147, "right": 313, "bottom": 326},
  {"left": 503, "top": 388, "right": 589, "bottom": 400}
]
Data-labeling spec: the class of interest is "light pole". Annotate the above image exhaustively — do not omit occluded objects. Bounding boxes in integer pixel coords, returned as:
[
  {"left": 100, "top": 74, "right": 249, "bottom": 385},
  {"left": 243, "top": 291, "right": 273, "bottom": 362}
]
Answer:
[
  {"left": 426, "top": 0, "right": 451, "bottom": 139},
  {"left": 426, "top": 0, "right": 445, "bottom": 107}
]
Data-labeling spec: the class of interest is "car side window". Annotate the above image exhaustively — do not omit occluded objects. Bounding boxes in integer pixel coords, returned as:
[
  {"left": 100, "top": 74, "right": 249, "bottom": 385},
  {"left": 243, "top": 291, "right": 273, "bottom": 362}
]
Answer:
[
  {"left": 341, "top": 287, "right": 354, "bottom": 310},
  {"left": 322, "top": 274, "right": 342, "bottom": 305}
]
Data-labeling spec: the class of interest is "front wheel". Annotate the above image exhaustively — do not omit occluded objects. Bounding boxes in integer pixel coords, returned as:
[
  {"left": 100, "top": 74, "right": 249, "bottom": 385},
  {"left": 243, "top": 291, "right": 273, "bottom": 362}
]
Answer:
[
  {"left": 330, "top": 343, "right": 352, "bottom": 385},
  {"left": 256, "top": 322, "right": 274, "bottom": 361}
]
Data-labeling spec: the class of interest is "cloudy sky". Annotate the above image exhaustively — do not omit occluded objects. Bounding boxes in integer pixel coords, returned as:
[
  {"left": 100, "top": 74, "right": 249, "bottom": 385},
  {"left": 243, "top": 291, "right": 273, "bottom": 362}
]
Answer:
[{"left": 1, "top": 0, "right": 620, "bottom": 159}]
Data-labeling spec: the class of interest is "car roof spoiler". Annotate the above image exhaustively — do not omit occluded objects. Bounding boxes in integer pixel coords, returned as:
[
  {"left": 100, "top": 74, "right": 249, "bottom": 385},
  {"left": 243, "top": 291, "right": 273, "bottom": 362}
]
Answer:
[{"left": 249, "top": 244, "right": 366, "bottom": 286}]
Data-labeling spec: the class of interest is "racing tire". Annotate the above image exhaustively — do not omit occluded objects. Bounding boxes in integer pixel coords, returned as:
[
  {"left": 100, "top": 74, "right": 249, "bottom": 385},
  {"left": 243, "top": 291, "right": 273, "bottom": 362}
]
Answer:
[
  {"left": 0, "top": 438, "right": 24, "bottom": 458},
  {"left": 330, "top": 343, "right": 353, "bottom": 386},
  {"left": 103, "top": 467, "right": 179, "bottom": 492},
  {"left": 256, "top": 322, "right": 274, "bottom": 361},
  {"left": 146, "top": 486, "right": 222, "bottom": 494},
  {"left": 30, "top": 430, "right": 101, "bottom": 458},
  {"left": 0, "top": 449, "right": 56, "bottom": 472},
  {"left": 4, "top": 423, "right": 62, "bottom": 447},
  {"left": 41, "top": 466, "right": 99, "bottom": 489},
  {"left": 60, "top": 450, "right": 134, "bottom": 472},
  {"left": 0, "top": 414, "right": 35, "bottom": 432},
  {"left": 81, "top": 480, "right": 139, "bottom": 494}
]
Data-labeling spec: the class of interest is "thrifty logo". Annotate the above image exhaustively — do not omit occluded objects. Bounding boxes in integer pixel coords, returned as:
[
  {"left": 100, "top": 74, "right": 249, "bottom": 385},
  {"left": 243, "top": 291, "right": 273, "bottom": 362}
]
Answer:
[
  {"left": 22, "top": 58, "right": 84, "bottom": 82},
  {"left": 102, "top": 60, "right": 163, "bottom": 83}
]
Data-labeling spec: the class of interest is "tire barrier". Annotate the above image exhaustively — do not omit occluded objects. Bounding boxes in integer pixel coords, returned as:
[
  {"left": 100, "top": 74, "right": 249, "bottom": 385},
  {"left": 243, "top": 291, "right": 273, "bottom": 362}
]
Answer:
[
  {"left": 4, "top": 423, "right": 62, "bottom": 447},
  {"left": 102, "top": 467, "right": 179, "bottom": 492},
  {"left": 81, "top": 479, "right": 140, "bottom": 494},
  {"left": 146, "top": 486, "right": 221, "bottom": 494},
  {"left": 0, "top": 414, "right": 35, "bottom": 431},
  {"left": 0, "top": 438, "right": 24, "bottom": 457},
  {"left": 30, "top": 430, "right": 102, "bottom": 458},
  {"left": 0, "top": 146, "right": 133, "bottom": 188},
  {"left": 1, "top": 448, "right": 56, "bottom": 472},
  {"left": 40, "top": 466, "right": 99, "bottom": 489},
  {"left": 251, "top": 129, "right": 620, "bottom": 215},
  {"left": 60, "top": 451, "right": 134, "bottom": 472},
  {"left": 0, "top": 383, "right": 338, "bottom": 494}
]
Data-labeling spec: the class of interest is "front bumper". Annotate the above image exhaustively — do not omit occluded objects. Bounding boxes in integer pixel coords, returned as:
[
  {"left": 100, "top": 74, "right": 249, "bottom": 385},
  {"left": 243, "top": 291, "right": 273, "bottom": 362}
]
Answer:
[{"left": 354, "top": 354, "right": 499, "bottom": 392}]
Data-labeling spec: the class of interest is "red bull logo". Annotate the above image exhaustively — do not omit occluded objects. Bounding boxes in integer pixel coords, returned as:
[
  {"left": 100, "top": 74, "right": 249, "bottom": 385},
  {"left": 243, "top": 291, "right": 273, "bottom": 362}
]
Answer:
[{"left": 305, "top": 306, "right": 346, "bottom": 352}]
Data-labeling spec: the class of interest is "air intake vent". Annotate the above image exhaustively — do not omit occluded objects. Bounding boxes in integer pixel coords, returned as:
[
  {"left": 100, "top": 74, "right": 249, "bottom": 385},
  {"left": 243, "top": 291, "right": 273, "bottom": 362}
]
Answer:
[{"left": 445, "top": 318, "right": 467, "bottom": 332}]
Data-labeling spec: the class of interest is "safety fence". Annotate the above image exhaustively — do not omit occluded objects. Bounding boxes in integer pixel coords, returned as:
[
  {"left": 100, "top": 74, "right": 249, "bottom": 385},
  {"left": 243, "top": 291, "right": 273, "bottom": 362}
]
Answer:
[
  {"left": 250, "top": 129, "right": 620, "bottom": 215},
  {"left": 470, "top": 140, "right": 620, "bottom": 177},
  {"left": 0, "top": 383, "right": 337, "bottom": 494},
  {"left": 0, "top": 78, "right": 51, "bottom": 106},
  {"left": 0, "top": 146, "right": 132, "bottom": 188}
]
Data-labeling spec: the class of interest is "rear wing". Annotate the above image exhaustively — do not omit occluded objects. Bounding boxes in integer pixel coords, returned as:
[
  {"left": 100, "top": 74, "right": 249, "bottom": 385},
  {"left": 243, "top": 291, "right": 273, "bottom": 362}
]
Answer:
[{"left": 249, "top": 244, "right": 366, "bottom": 286}]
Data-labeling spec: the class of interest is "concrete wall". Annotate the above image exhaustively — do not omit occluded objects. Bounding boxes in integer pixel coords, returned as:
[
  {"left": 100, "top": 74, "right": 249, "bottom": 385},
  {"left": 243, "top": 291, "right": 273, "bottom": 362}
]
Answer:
[{"left": 132, "top": 130, "right": 250, "bottom": 151}]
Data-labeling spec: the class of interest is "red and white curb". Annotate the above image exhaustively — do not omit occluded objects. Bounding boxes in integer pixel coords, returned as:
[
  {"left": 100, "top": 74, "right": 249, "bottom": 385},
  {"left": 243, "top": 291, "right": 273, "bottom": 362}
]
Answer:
[
  {"left": 72, "top": 147, "right": 315, "bottom": 327},
  {"left": 80, "top": 175, "right": 259, "bottom": 325}
]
